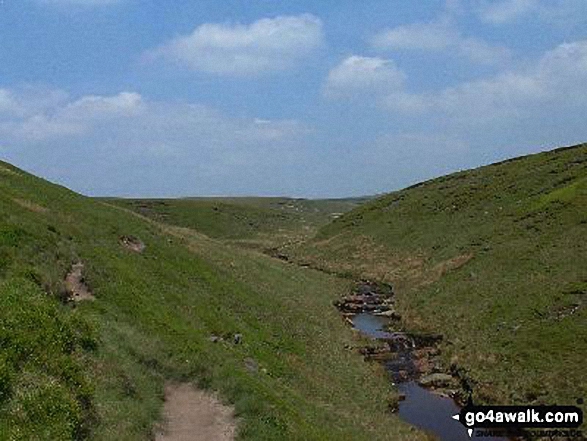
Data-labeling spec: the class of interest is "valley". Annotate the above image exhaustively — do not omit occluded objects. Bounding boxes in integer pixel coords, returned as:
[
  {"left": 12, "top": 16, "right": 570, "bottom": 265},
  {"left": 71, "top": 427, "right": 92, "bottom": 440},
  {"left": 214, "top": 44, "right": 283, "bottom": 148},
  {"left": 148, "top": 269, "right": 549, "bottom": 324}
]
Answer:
[{"left": 1, "top": 143, "right": 585, "bottom": 440}]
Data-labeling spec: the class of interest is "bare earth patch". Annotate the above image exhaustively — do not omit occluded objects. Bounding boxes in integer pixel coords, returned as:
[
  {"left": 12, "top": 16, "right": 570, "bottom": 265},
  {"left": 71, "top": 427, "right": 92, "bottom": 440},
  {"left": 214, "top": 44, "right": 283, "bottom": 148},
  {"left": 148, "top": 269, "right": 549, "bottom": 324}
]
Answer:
[
  {"left": 155, "top": 383, "right": 237, "bottom": 441},
  {"left": 65, "top": 262, "right": 95, "bottom": 302},
  {"left": 0, "top": 164, "right": 18, "bottom": 175},
  {"left": 12, "top": 198, "right": 48, "bottom": 213}
]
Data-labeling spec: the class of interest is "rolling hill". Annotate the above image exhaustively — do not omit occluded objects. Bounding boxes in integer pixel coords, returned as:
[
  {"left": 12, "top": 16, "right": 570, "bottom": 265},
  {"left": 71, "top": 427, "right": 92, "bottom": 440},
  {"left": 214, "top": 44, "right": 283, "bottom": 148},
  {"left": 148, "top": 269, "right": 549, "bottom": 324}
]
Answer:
[
  {"left": 0, "top": 161, "right": 416, "bottom": 440},
  {"left": 106, "top": 196, "right": 367, "bottom": 252},
  {"left": 287, "top": 143, "right": 587, "bottom": 408},
  {"left": 2, "top": 142, "right": 585, "bottom": 440}
]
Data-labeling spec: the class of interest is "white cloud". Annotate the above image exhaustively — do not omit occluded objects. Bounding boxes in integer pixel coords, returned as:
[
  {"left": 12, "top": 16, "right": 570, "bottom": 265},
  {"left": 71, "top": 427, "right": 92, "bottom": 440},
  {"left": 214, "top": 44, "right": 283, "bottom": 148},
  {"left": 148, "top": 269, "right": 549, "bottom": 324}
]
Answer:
[
  {"left": 0, "top": 90, "right": 308, "bottom": 149},
  {"left": 147, "top": 14, "right": 324, "bottom": 76},
  {"left": 0, "top": 92, "right": 144, "bottom": 141},
  {"left": 324, "top": 56, "right": 406, "bottom": 98},
  {"left": 382, "top": 40, "right": 587, "bottom": 124},
  {"left": 476, "top": 0, "right": 538, "bottom": 24},
  {"left": 9, "top": 115, "right": 86, "bottom": 142},
  {"left": 0, "top": 89, "right": 314, "bottom": 195},
  {"left": 371, "top": 18, "right": 510, "bottom": 65},
  {"left": 372, "top": 21, "right": 458, "bottom": 51},
  {"left": 0, "top": 87, "right": 69, "bottom": 118},
  {"left": 65, "top": 92, "right": 144, "bottom": 119},
  {"left": 323, "top": 40, "right": 587, "bottom": 129}
]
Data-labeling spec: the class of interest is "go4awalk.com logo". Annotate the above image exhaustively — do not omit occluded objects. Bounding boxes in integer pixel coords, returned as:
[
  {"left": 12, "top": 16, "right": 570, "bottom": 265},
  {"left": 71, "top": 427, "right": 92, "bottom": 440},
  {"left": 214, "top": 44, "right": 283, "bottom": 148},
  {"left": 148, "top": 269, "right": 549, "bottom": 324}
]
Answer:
[{"left": 452, "top": 403, "right": 584, "bottom": 438}]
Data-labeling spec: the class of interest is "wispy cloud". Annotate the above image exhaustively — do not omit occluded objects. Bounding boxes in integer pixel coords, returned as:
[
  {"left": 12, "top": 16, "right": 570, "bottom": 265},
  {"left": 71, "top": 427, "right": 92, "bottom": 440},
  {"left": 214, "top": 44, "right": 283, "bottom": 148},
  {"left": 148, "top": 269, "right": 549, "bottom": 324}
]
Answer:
[
  {"left": 372, "top": 20, "right": 458, "bottom": 51},
  {"left": 0, "top": 87, "right": 69, "bottom": 118},
  {"left": 476, "top": 0, "right": 538, "bottom": 24},
  {"left": 0, "top": 89, "right": 313, "bottom": 195},
  {"left": 0, "top": 90, "right": 306, "bottom": 145},
  {"left": 323, "top": 56, "right": 406, "bottom": 98},
  {"left": 324, "top": 39, "right": 587, "bottom": 128},
  {"left": 371, "top": 17, "right": 511, "bottom": 65},
  {"left": 0, "top": 89, "right": 309, "bottom": 167},
  {"left": 382, "top": 39, "right": 587, "bottom": 124},
  {"left": 146, "top": 14, "right": 324, "bottom": 76}
]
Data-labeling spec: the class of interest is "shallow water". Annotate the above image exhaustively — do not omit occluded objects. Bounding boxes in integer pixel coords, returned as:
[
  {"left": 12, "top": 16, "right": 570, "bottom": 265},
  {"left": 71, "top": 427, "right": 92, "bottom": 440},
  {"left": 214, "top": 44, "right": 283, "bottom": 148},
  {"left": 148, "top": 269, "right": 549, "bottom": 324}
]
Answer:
[
  {"left": 351, "top": 312, "right": 394, "bottom": 339},
  {"left": 397, "top": 382, "right": 505, "bottom": 440},
  {"left": 351, "top": 313, "right": 508, "bottom": 441}
]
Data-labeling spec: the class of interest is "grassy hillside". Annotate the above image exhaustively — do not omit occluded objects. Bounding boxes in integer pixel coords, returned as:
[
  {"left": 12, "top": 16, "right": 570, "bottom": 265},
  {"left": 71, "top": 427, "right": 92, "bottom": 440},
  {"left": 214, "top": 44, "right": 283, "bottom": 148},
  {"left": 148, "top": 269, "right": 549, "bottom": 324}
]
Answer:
[
  {"left": 106, "top": 197, "right": 367, "bottom": 251},
  {"left": 0, "top": 162, "right": 418, "bottom": 440},
  {"left": 288, "top": 143, "right": 587, "bottom": 407}
]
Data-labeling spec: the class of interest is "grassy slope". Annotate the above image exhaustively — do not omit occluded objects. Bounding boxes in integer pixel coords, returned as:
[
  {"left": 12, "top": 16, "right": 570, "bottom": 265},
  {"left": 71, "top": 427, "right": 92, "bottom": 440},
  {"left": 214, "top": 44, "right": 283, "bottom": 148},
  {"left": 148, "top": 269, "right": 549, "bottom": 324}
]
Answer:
[
  {"left": 0, "top": 162, "right": 419, "bottom": 440},
  {"left": 289, "top": 143, "right": 587, "bottom": 407},
  {"left": 106, "top": 197, "right": 366, "bottom": 251}
]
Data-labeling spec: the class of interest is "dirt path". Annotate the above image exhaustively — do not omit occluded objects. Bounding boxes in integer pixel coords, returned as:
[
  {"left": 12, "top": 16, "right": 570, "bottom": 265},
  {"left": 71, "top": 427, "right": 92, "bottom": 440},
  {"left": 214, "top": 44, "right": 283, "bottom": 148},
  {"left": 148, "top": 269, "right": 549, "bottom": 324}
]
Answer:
[{"left": 155, "top": 383, "right": 237, "bottom": 441}]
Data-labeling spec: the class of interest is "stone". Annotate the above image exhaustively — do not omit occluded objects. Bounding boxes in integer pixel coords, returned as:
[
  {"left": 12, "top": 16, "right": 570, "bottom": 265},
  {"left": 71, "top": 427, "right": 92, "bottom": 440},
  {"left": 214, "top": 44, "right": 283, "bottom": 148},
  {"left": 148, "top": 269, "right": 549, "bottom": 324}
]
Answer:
[
  {"left": 418, "top": 373, "right": 456, "bottom": 388},
  {"left": 375, "top": 309, "right": 401, "bottom": 320},
  {"left": 119, "top": 235, "right": 145, "bottom": 253},
  {"left": 244, "top": 357, "right": 258, "bottom": 373}
]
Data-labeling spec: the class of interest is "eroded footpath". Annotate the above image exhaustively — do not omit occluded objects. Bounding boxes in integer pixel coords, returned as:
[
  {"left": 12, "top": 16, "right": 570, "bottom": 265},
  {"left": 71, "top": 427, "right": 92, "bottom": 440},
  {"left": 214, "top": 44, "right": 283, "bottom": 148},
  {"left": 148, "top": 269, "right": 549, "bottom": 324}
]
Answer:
[{"left": 155, "top": 383, "right": 237, "bottom": 441}]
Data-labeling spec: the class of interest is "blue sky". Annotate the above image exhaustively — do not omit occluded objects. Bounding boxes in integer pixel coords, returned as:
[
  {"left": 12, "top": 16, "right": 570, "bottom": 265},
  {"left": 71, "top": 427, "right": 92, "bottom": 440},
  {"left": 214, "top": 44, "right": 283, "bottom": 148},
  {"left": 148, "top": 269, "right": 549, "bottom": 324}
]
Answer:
[{"left": 1, "top": 0, "right": 586, "bottom": 197}]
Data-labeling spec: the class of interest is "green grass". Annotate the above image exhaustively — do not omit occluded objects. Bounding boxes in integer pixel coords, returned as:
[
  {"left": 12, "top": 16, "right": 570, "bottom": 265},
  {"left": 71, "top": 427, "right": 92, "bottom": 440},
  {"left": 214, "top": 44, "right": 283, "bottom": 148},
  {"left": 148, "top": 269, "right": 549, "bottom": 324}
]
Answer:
[
  {"left": 0, "top": 278, "right": 96, "bottom": 440},
  {"left": 105, "top": 197, "right": 367, "bottom": 251},
  {"left": 288, "top": 143, "right": 587, "bottom": 408},
  {"left": 0, "top": 162, "right": 418, "bottom": 440},
  {"left": 4, "top": 141, "right": 584, "bottom": 439}
]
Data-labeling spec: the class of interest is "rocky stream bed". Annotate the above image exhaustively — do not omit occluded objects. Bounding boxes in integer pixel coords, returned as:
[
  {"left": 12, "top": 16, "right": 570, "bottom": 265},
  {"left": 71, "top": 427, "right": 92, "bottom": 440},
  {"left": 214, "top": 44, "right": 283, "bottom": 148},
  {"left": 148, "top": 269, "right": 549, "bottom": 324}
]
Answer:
[{"left": 336, "top": 281, "right": 509, "bottom": 441}]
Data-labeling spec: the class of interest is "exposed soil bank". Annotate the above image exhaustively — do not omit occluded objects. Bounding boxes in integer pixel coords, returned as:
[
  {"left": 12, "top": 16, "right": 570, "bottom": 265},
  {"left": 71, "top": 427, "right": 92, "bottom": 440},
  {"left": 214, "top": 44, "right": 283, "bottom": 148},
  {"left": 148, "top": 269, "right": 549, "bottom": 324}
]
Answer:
[
  {"left": 155, "top": 383, "right": 237, "bottom": 441},
  {"left": 65, "top": 262, "right": 95, "bottom": 302}
]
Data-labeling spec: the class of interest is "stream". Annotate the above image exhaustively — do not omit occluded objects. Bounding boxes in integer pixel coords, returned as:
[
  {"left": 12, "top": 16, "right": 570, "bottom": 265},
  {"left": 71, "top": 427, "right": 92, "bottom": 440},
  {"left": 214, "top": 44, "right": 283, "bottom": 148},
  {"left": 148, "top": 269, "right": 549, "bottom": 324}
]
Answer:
[{"left": 351, "top": 313, "right": 508, "bottom": 441}]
